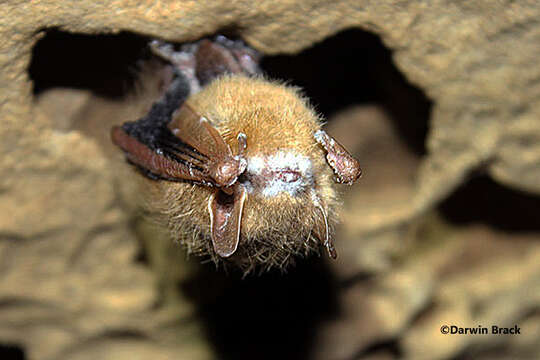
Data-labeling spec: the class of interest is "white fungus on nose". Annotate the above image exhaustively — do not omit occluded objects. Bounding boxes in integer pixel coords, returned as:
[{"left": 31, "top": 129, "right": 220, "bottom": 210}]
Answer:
[{"left": 244, "top": 151, "right": 314, "bottom": 197}]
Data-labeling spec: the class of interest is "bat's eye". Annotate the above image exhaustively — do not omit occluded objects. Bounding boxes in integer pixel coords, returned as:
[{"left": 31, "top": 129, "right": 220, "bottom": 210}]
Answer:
[{"left": 277, "top": 170, "right": 301, "bottom": 183}]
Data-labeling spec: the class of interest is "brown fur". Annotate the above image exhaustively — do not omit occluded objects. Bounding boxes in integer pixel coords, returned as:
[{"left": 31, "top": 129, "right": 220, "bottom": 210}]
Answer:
[{"left": 146, "top": 76, "right": 340, "bottom": 274}]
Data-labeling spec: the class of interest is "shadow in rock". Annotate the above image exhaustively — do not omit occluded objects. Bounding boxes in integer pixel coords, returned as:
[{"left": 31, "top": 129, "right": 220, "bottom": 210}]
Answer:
[{"left": 181, "top": 257, "right": 340, "bottom": 360}]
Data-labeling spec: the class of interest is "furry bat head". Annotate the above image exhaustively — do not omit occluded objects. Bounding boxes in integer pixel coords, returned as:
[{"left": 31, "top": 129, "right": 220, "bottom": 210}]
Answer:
[{"left": 112, "top": 38, "right": 361, "bottom": 274}]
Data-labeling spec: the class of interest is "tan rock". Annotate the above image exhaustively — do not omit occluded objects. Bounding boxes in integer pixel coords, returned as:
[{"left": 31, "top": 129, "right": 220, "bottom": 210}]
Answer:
[{"left": 1, "top": 1, "right": 540, "bottom": 359}]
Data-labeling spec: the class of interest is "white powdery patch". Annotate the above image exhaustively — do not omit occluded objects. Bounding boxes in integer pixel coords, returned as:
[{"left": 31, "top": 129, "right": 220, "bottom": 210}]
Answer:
[{"left": 246, "top": 151, "right": 314, "bottom": 197}]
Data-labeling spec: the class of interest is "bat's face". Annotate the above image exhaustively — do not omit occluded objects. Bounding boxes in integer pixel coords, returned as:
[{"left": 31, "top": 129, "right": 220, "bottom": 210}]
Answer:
[{"left": 149, "top": 76, "right": 343, "bottom": 272}]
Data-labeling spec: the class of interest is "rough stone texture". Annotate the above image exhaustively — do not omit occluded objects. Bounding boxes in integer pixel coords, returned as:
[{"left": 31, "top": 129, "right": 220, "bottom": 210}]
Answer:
[{"left": 1, "top": 1, "right": 540, "bottom": 359}]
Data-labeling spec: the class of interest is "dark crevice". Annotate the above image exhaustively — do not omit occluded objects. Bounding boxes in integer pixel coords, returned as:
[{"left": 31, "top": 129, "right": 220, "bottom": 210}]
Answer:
[
  {"left": 339, "top": 270, "right": 376, "bottom": 289},
  {"left": 262, "top": 28, "right": 432, "bottom": 156},
  {"left": 130, "top": 216, "right": 150, "bottom": 267},
  {"left": 29, "top": 29, "right": 149, "bottom": 98},
  {"left": 352, "top": 338, "right": 402, "bottom": 360},
  {"left": 407, "top": 299, "right": 438, "bottom": 327},
  {"left": 0, "top": 344, "right": 26, "bottom": 360},
  {"left": 440, "top": 175, "right": 540, "bottom": 232},
  {"left": 181, "top": 257, "right": 340, "bottom": 360},
  {"left": 96, "top": 329, "right": 149, "bottom": 340}
]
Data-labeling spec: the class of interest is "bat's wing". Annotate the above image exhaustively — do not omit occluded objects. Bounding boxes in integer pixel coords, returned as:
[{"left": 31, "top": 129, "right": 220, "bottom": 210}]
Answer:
[
  {"left": 167, "top": 103, "right": 230, "bottom": 163},
  {"left": 111, "top": 124, "right": 208, "bottom": 183},
  {"left": 209, "top": 185, "right": 247, "bottom": 258},
  {"left": 112, "top": 101, "right": 246, "bottom": 188}
]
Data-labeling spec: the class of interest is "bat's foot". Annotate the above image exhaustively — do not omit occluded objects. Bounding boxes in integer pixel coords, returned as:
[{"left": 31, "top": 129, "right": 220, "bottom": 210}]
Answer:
[{"left": 149, "top": 35, "right": 262, "bottom": 92}]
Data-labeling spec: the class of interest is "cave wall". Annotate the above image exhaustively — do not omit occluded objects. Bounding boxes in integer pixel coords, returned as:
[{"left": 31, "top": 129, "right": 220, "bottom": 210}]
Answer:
[{"left": 1, "top": 1, "right": 540, "bottom": 359}]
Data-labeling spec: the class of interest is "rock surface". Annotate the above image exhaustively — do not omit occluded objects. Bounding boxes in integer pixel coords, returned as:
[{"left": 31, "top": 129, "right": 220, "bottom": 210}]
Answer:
[{"left": 1, "top": 1, "right": 540, "bottom": 359}]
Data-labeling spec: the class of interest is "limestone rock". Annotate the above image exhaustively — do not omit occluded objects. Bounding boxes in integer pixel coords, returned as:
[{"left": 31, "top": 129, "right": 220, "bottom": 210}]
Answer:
[{"left": 1, "top": 1, "right": 540, "bottom": 359}]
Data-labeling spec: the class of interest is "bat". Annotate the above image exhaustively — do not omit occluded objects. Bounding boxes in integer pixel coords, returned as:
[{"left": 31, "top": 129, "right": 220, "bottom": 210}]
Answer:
[{"left": 111, "top": 36, "right": 361, "bottom": 273}]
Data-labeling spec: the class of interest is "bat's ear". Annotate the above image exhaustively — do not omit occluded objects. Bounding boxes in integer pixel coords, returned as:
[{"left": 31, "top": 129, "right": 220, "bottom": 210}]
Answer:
[
  {"left": 208, "top": 186, "right": 248, "bottom": 258},
  {"left": 314, "top": 130, "right": 362, "bottom": 185}
]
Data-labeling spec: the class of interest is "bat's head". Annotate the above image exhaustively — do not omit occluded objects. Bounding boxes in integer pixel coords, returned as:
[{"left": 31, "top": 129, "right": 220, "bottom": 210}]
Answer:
[
  {"left": 160, "top": 76, "right": 357, "bottom": 272},
  {"left": 114, "top": 37, "right": 361, "bottom": 274}
]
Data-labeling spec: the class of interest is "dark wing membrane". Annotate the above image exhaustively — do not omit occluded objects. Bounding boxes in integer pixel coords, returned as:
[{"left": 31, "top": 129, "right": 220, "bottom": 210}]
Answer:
[
  {"left": 111, "top": 73, "right": 220, "bottom": 184},
  {"left": 111, "top": 126, "right": 207, "bottom": 182},
  {"left": 122, "top": 73, "right": 191, "bottom": 142}
]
